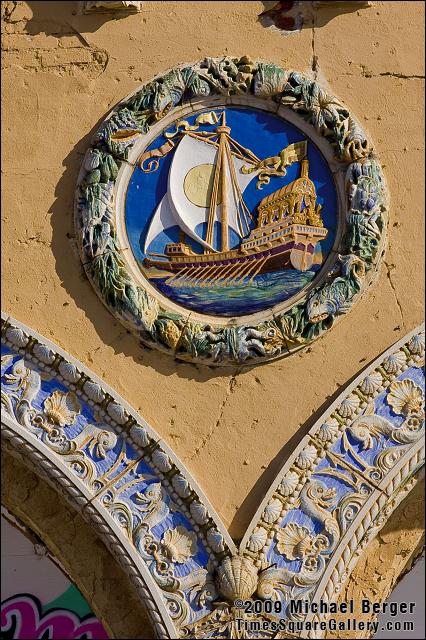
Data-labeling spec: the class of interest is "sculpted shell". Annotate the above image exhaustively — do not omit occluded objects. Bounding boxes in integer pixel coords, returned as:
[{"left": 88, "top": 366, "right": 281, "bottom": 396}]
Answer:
[
  {"left": 83, "top": 380, "right": 105, "bottom": 403},
  {"left": 387, "top": 379, "right": 424, "bottom": 417},
  {"left": 152, "top": 449, "right": 172, "bottom": 472},
  {"left": 171, "top": 473, "right": 192, "bottom": 498},
  {"left": 33, "top": 342, "right": 55, "bottom": 365},
  {"left": 216, "top": 556, "right": 258, "bottom": 601},
  {"left": 107, "top": 402, "right": 128, "bottom": 424},
  {"left": 278, "top": 471, "right": 299, "bottom": 496},
  {"left": 190, "top": 501, "right": 209, "bottom": 525},
  {"left": 296, "top": 445, "right": 317, "bottom": 470},
  {"left": 382, "top": 351, "right": 406, "bottom": 374},
  {"left": 58, "top": 360, "right": 82, "bottom": 383},
  {"left": 276, "top": 523, "right": 314, "bottom": 560},
  {"left": 248, "top": 527, "right": 268, "bottom": 552},
  {"left": 262, "top": 498, "right": 282, "bottom": 524},
  {"left": 130, "top": 424, "right": 151, "bottom": 448},
  {"left": 408, "top": 332, "right": 425, "bottom": 355},
  {"left": 5, "top": 327, "right": 29, "bottom": 348},
  {"left": 359, "top": 372, "right": 383, "bottom": 396},
  {"left": 338, "top": 394, "right": 360, "bottom": 418},
  {"left": 206, "top": 528, "right": 225, "bottom": 553},
  {"left": 43, "top": 391, "right": 81, "bottom": 427},
  {"left": 162, "top": 526, "right": 197, "bottom": 564},
  {"left": 317, "top": 418, "right": 340, "bottom": 442}
]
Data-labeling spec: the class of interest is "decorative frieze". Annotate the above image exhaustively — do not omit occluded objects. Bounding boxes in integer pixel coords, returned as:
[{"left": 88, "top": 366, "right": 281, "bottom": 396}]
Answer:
[{"left": 1, "top": 314, "right": 423, "bottom": 638}]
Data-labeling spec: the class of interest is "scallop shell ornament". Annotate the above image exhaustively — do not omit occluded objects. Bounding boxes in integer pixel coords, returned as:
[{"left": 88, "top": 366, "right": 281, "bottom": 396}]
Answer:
[
  {"left": 162, "top": 526, "right": 197, "bottom": 564},
  {"left": 276, "top": 523, "right": 314, "bottom": 560},
  {"left": 317, "top": 418, "right": 340, "bottom": 442},
  {"left": 359, "top": 372, "right": 383, "bottom": 396},
  {"left": 296, "top": 445, "right": 317, "bottom": 470},
  {"left": 278, "top": 471, "right": 299, "bottom": 496},
  {"left": 216, "top": 556, "right": 258, "bottom": 602},
  {"left": 338, "top": 394, "right": 360, "bottom": 418},
  {"left": 382, "top": 351, "right": 406, "bottom": 374},
  {"left": 206, "top": 528, "right": 225, "bottom": 553},
  {"left": 408, "top": 332, "right": 425, "bottom": 356},
  {"left": 33, "top": 342, "right": 55, "bottom": 365},
  {"left": 130, "top": 424, "right": 151, "bottom": 448},
  {"left": 262, "top": 498, "right": 282, "bottom": 524},
  {"left": 248, "top": 527, "right": 268, "bottom": 552}
]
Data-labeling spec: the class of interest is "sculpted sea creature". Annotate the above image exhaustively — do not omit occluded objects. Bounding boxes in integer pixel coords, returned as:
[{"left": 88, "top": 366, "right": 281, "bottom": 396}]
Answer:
[
  {"left": 161, "top": 526, "right": 197, "bottom": 564},
  {"left": 306, "top": 254, "right": 365, "bottom": 324},
  {"left": 43, "top": 391, "right": 81, "bottom": 427},
  {"left": 134, "top": 482, "right": 169, "bottom": 529},
  {"left": 295, "top": 480, "right": 339, "bottom": 551},
  {"left": 216, "top": 556, "right": 258, "bottom": 601},
  {"left": 196, "top": 325, "right": 282, "bottom": 363},
  {"left": 347, "top": 401, "right": 424, "bottom": 449},
  {"left": 387, "top": 379, "right": 424, "bottom": 417}
]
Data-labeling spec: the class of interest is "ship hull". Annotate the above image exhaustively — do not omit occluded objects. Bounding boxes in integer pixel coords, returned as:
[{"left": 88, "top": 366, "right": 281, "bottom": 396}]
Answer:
[{"left": 144, "top": 237, "right": 321, "bottom": 286}]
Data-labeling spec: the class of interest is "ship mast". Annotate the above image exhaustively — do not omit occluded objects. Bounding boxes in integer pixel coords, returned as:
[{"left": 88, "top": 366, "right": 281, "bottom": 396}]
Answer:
[
  {"left": 218, "top": 112, "right": 230, "bottom": 252},
  {"left": 205, "top": 111, "right": 244, "bottom": 253}
]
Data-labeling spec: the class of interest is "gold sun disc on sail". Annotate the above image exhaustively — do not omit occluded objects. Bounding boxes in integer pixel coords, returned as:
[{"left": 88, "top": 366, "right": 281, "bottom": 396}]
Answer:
[{"left": 184, "top": 163, "right": 222, "bottom": 208}]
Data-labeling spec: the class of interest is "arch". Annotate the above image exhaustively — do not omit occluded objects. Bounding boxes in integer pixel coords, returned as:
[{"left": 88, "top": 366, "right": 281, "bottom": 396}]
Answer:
[
  {"left": 2, "top": 312, "right": 424, "bottom": 638},
  {"left": 1, "top": 452, "right": 154, "bottom": 639}
]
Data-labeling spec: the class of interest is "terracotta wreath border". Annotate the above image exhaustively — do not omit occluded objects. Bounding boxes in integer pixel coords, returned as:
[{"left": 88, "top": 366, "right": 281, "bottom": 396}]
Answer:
[{"left": 74, "top": 56, "right": 389, "bottom": 366}]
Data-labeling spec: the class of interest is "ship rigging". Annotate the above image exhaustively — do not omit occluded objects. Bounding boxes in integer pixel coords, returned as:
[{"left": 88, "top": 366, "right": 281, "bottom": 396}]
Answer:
[{"left": 142, "top": 111, "right": 328, "bottom": 287}]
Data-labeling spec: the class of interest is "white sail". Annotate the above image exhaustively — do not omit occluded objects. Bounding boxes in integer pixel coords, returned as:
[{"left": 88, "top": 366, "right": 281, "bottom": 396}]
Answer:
[
  {"left": 144, "top": 133, "right": 258, "bottom": 253},
  {"left": 144, "top": 195, "right": 178, "bottom": 253},
  {"left": 168, "top": 134, "right": 257, "bottom": 250}
]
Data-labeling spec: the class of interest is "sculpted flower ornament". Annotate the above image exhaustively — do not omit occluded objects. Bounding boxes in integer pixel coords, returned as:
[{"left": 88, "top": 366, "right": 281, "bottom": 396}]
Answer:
[
  {"left": 386, "top": 379, "right": 424, "bottom": 418},
  {"left": 43, "top": 390, "right": 81, "bottom": 426}
]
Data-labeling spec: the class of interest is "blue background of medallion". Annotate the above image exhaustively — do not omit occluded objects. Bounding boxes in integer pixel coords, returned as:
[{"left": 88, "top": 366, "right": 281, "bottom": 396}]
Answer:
[{"left": 124, "top": 107, "right": 339, "bottom": 316}]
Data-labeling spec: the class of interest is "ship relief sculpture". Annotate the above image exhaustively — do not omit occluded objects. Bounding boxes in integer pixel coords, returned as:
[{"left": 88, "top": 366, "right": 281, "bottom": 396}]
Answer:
[{"left": 75, "top": 57, "right": 388, "bottom": 364}]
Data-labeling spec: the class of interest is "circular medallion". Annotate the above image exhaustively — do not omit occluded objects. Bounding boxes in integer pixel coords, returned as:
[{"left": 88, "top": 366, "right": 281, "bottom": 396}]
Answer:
[{"left": 75, "top": 57, "right": 388, "bottom": 365}]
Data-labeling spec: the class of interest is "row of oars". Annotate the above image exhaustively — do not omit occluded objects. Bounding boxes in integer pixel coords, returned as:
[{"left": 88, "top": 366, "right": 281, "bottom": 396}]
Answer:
[{"left": 166, "top": 255, "right": 269, "bottom": 289}]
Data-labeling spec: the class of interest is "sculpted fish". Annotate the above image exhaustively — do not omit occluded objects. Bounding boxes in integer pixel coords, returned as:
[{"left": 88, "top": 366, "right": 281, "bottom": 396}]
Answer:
[{"left": 306, "top": 254, "right": 365, "bottom": 324}]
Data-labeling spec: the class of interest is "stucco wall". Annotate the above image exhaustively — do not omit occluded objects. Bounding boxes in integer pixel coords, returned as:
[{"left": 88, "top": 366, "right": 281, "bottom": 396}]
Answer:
[{"left": 1, "top": 0, "right": 424, "bottom": 539}]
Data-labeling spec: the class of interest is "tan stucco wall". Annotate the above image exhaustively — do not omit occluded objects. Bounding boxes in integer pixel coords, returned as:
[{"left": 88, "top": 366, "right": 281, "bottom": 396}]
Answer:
[{"left": 1, "top": 1, "right": 425, "bottom": 539}]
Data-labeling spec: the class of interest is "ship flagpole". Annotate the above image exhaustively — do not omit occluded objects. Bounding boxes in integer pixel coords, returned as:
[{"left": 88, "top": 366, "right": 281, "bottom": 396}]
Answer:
[{"left": 219, "top": 113, "right": 230, "bottom": 252}]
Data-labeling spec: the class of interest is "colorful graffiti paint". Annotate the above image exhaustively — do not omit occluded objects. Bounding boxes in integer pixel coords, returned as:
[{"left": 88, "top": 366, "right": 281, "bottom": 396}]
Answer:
[{"left": 1, "top": 515, "right": 108, "bottom": 640}]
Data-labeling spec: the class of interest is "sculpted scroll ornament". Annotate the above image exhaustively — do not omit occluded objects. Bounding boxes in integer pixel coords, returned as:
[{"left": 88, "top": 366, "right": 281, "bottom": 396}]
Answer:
[
  {"left": 1, "top": 315, "right": 424, "bottom": 638},
  {"left": 75, "top": 56, "right": 388, "bottom": 365}
]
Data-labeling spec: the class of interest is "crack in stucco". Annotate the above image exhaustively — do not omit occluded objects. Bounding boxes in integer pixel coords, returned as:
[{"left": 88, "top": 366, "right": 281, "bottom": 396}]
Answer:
[
  {"left": 384, "top": 260, "right": 406, "bottom": 330},
  {"left": 310, "top": 4, "right": 318, "bottom": 79},
  {"left": 377, "top": 72, "right": 425, "bottom": 79},
  {"left": 185, "top": 375, "right": 237, "bottom": 462},
  {"left": 356, "top": 64, "right": 425, "bottom": 80}
]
